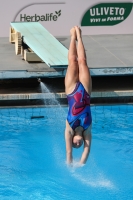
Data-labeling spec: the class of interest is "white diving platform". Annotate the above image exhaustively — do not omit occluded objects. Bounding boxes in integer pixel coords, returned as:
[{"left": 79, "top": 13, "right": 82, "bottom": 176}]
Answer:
[{"left": 10, "top": 22, "right": 68, "bottom": 68}]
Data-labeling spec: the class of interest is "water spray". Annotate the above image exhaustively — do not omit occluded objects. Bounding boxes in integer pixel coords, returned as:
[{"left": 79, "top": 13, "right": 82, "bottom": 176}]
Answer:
[{"left": 37, "top": 78, "right": 41, "bottom": 82}]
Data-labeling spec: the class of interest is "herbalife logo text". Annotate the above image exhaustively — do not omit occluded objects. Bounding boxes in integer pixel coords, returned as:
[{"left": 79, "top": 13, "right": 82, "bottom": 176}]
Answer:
[{"left": 20, "top": 10, "right": 61, "bottom": 22}]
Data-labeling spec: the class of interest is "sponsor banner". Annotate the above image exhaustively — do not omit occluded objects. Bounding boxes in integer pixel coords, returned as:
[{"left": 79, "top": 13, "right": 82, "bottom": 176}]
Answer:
[
  {"left": 0, "top": 0, "right": 133, "bottom": 37},
  {"left": 15, "top": 3, "right": 67, "bottom": 36},
  {"left": 81, "top": 3, "right": 133, "bottom": 26}
]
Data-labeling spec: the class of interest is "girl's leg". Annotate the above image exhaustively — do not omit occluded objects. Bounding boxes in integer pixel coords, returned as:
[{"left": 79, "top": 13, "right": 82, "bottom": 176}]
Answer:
[
  {"left": 65, "top": 27, "right": 79, "bottom": 95},
  {"left": 75, "top": 26, "right": 92, "bottom": 95}
]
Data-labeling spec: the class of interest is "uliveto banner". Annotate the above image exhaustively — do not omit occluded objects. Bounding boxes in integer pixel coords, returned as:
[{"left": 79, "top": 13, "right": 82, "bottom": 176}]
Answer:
[
  {"left": 0, "top": 0, "right": 133, "bottom": 37},
  {"left": 81, "top": 3, "right": 133, "bottom": 26}
]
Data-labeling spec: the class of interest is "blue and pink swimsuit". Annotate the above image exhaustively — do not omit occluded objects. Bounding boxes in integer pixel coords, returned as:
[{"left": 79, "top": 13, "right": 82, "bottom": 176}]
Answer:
[{"left": 67, "top": 82, "right": 92, "bottom": 131}]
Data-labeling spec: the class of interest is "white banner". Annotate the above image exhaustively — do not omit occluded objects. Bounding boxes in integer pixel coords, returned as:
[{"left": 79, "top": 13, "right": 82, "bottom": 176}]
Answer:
[{"left": 0, "top": 0, "right": 133, "bottom": 37}]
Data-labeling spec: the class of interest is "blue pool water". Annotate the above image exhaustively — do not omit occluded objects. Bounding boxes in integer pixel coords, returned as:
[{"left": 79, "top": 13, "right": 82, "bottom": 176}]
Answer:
[{"left": 0, "top": 105, "right": 133, "bottom": 200}]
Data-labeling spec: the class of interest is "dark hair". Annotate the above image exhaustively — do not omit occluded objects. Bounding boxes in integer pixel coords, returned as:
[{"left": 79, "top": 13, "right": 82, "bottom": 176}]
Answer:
[{"left": 72, "top": 139, "right": 83, "bottom": 148}]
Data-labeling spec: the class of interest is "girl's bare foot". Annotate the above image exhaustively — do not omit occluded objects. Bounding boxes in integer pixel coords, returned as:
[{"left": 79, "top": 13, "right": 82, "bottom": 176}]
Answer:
[
  {"left": 70, "top": 27, "right": 77, "bottom": 40},
  {"left": 75, "top": 26, "right": 82, "bottom": 40}
]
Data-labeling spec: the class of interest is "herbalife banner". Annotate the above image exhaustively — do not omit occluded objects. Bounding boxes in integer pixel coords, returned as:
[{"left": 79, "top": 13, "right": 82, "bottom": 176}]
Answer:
[{"left": 0, "top": 0, "right": 133, "bottom": 37}]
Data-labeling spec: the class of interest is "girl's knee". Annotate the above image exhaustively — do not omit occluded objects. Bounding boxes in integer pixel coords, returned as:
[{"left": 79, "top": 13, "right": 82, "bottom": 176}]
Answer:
[
  {"left": 69, "top": 55, "right": 77, "bottom": 64},
  {"left": 78, "top": 58, "right": 87, "bottom": 66}
]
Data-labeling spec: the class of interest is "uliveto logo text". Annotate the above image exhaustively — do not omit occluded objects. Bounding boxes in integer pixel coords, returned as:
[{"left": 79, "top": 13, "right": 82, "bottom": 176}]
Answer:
[
  {"left": 20, "top": 10, "right": 61, "bottom": 22},
  {"left": 81, "top": 3, "right": 133, "bottom": 26}
]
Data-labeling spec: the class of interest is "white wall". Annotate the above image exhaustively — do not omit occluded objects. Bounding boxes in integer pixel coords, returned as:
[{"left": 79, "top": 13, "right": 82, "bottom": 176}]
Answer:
[{"left": 0, "top": 0, "right": 133, "bottom": 37}]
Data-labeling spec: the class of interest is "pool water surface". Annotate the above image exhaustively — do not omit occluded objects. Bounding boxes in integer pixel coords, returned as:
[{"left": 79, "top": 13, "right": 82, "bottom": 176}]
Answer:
[{"left": 0, "top": 105, "right": 133, "bottom": 200}]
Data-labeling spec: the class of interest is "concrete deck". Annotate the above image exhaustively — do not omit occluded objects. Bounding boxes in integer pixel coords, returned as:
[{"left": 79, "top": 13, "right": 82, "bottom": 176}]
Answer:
[
  {"left": 0, "top": 90, "right": 133, "bottom": 101},
  {"left": 0, "top": 34, "right": 133, "bottom": 79}
]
